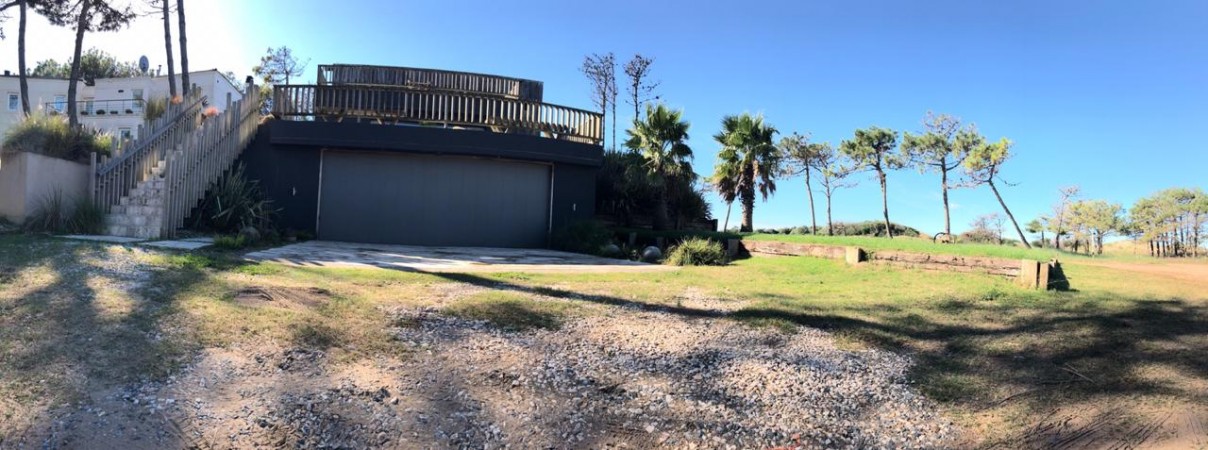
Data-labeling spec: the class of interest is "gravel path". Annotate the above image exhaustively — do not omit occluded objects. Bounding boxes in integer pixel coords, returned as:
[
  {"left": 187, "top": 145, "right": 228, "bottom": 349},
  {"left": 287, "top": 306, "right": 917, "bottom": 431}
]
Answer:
[
  {"left": 2, "top": 241, "right": 956, "bottom": 448},
  {"left": 12, "top": 304, "right": 954, "bottom": 449}
]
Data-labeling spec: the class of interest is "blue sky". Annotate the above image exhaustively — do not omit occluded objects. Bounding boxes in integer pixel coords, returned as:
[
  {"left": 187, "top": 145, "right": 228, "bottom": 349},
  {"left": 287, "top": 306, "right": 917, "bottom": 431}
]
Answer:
[{"left": 4, "top": 0, "right": 1206, "bottom": 235}]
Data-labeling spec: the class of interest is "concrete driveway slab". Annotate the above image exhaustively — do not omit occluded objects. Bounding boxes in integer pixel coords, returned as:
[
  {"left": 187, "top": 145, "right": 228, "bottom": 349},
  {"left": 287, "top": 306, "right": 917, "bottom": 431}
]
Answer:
[{"left": 244, "top": 240, "right": 672, "bottom": 273}]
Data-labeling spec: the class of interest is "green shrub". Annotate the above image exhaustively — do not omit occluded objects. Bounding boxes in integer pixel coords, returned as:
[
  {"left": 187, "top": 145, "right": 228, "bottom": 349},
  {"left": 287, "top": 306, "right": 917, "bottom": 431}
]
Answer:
[
  {"left": 23, "top": 190, "right": 105, "bottom": 234},
  {"left": 551, "top": 220, "right": 613, "bottom": 255},
  {"left": 665, "top": 237, "right": 728, "bottom": 266},
  {"left": 192, "top": 164, "right": 277, "bottom": 233},
  {"left": 213, "top": 234, "right": 247, "bottom": 250},
  {"left": 1, "top": 113, "right": 112, "bottom": 162}
]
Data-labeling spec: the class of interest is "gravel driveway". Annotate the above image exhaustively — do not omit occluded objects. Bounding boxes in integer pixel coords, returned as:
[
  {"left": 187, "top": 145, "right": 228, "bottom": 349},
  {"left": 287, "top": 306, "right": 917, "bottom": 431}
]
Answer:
[{"left": 13, "top": 299, "right": 955, "bottom": 449}]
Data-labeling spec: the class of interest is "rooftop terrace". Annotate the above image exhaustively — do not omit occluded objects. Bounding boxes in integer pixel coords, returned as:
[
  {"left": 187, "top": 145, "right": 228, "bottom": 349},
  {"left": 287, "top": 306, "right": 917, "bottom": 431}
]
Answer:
[{"left": 271, "top": 64, "right": 603, "bottom": 145}]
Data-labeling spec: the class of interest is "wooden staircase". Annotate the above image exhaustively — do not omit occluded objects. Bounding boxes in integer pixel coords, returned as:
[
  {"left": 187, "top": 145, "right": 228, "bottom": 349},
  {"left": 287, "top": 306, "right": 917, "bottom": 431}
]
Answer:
[{"left": 91, "top": 86, "right": 261, "bottom": 239}]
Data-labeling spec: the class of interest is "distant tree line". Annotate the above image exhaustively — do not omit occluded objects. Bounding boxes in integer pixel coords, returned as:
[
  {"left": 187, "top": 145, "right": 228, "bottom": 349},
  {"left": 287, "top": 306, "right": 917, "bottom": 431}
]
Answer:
[{"left": 1025, "top": 186, "right": 1206, "bottom": 257}]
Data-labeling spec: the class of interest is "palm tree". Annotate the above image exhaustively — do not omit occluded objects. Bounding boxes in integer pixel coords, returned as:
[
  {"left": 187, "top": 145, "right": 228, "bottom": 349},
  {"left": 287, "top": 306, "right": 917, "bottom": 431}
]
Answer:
[
  {"left": 624, "top": 103, "right": 692, "bottom": 230},
  {"left": 711, "top": 113, "right": 780, "bottom": 232}
]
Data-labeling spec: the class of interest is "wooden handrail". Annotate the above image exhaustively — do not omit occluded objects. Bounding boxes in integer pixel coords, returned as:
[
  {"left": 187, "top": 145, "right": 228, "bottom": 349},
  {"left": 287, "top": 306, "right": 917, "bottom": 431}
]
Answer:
[
  {"left": 96, "top": 96, "right": 206, "bottom": 175},
  {"left": 272, "top": 84, "right": 603, "bottom": 145}
]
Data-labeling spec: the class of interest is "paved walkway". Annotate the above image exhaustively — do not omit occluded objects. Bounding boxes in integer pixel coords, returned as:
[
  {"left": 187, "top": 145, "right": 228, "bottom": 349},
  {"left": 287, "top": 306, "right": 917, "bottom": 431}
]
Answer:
[{"left": 243, "top": 240, "right": 671, "bottom": 273}]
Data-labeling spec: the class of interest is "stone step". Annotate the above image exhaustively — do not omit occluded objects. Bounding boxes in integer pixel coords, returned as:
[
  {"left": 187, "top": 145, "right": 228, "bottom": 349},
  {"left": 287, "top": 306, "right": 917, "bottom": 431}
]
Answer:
[
  {"left": 119, "top": 196, "right": 164, "bottom": 207},
  {"left": 105, "top": 214, "right": 162, "bottom": 228},
  {"left": 111, "top": 205, "right": 163, "bottom": 216},
  {"left": 105, "top": 224, "right": 160, "bottom": 239}
]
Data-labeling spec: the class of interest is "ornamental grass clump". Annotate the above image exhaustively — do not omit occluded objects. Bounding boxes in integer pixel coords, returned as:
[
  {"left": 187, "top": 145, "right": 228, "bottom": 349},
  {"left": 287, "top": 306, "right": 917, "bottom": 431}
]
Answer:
[{"left": 664, "top": 237, "right": 728, "bottom": 266}]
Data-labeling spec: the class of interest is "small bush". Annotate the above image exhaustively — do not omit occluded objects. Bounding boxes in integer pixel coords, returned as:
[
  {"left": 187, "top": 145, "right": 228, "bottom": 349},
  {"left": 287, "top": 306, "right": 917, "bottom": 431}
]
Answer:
[
  {"left": 213, "top": 234, "right": 248, "bottom": 250},
  {"left": 22, "top": 190, "right": 105, "bottom": 234},
  {"left": 551, "top": 220, "right": 613, "bottom": 255},
  {"left": 665, "top": 237, "right": 728, "bottom": 266},
  {"left": 1, "top": 113, "right": 112, "bottom": 162}
]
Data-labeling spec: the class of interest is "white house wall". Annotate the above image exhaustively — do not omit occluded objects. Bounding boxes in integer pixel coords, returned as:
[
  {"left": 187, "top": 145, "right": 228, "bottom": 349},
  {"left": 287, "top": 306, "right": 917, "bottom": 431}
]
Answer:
[{"left": 0, "top": 69, "right": 243, "bottom": 140}]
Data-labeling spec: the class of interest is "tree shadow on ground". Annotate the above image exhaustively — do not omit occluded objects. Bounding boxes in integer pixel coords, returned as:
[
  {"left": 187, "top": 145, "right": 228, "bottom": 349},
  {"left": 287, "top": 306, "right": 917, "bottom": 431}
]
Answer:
[
  {"left": 428, "top": 269, "right": 1208, "bottom": 446},
  {"left": 0, "top": 236, "right": 255, "bottom": 448}
]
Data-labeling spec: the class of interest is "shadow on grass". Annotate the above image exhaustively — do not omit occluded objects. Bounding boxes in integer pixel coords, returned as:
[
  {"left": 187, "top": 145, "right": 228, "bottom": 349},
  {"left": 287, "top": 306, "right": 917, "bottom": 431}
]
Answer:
[
  {"left": 427, "top": 269, "right": 1208, "bottom": 416},
  {"left": 0, "top": 235, "right": 252, "bottom": 447}
]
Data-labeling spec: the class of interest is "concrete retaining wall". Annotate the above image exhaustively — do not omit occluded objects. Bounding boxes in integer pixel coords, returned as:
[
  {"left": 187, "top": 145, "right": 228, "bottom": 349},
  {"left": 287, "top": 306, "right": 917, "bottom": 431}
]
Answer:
[
  {"left": 0, "top": 152, "right": 90, "bottom": 223},
  {"left": 736, "top": 239, "right": 1066, "bottom": 290}
]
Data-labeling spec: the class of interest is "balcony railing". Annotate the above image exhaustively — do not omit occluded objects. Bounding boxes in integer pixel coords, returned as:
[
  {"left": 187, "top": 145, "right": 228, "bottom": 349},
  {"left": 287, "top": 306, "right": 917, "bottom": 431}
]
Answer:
[
  {"left": 318, "top": 64, "right": 544, "bottom": 102},
  {"left": 272, "top": 84, "right": 603, "bottom": 145},
  {"left": 46, "top": 99, "right": 146, "bottom": 117}
]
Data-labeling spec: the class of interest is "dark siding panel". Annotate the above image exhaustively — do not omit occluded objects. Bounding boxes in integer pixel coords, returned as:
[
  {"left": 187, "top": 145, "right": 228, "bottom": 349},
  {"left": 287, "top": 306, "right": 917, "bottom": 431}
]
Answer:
[
  {"left": 550, "top": 164, "right": 597, "bottom": 232},
  {"left": 318, "top": 151, "right": 551, "bottom": 248},
  {"left": 239, "top": 126, "right": 321, "bottom": 234}
]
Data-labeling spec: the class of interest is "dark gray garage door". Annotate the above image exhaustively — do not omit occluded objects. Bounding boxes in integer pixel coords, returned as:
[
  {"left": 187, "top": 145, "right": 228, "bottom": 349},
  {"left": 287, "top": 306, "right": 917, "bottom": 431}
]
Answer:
[{"left": 318, "top": 151, "right": 551, "bottom": 247}]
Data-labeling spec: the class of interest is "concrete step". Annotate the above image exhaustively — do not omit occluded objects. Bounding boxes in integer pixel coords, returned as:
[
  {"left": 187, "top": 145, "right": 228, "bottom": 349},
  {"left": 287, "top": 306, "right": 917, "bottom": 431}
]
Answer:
[
  {"left": 119, "top": 196, "right": 164, "bottom": 207},
  {"left": 105, "top": 214, "right": 162, "bottom": 228}
]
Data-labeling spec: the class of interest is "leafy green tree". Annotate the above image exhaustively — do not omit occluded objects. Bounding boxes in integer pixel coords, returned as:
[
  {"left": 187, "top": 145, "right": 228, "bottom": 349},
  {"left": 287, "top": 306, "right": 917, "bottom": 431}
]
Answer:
[
  {"left": 779, "top": 132, "right": 825, "bottom": 234},
  {"left": 1068, "top": 199, "right": 1124, "bottom": 255},
  {"left": 711, "top": 113, "right": 780, "bottom": 232},
  {"left": 839, "top": 126, "right": 903, "bottom": 238},
  {"left": 813, "top": 143, "right": 856, "bottom": 236},
  {"left": 39, "top": 0, "right": 135, "bottom": 127},
  {"left": 253, "top": 46, "right": 308, "bottom": 113},
  {"left": 902, "top": 112, "right": 977, "bottom": 239},
  {"left": 624, "top": 103, "right": 693, "bottom": 230},
  {"left": 31, "top": 48, "right": 139, "bottom": 81},
  {"left": 1025, "top": 217, "right": 1047, "bottom": 247},
  {"left": 1130, "top": 188, "right": 1208, "bottom": 257},
  {"left": 962, "top": 136, "right": 1031, "bottom": 248}
]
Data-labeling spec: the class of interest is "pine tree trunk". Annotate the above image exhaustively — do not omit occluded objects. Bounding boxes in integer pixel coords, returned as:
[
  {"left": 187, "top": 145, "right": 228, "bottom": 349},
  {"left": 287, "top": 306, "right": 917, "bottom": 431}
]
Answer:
[
  {"left": 805, "top": 167, "right": 817, "bottom": 234},
  {"left": 17, "top": 0, "right": 29, "bottom": 115},
  {"left": 177, "top": 0, "right": 190, "bottom": 96},
  {"left": 162, "top": 0, "right": 176, "bottom": 97},
  {"left": 941, "top": 166, "right": 951, "bottom": 238},
  {"left": 67, "top": 0, "right": 91, "bottom": 128},
  {"left": 878, "top": 170, "right": 892, "bottom": 238},
  {"left": 989, "top": 180, "right": 1032, "bottom": 248},
  {"left": 826, "top": 192, "right": 834, "bottom": 236}
]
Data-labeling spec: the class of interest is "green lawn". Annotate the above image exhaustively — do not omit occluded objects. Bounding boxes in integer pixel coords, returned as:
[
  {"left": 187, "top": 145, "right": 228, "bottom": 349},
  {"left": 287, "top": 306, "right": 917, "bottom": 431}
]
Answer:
[
  {"left": 1, "top": 234, "right": 1204, "bottom": 447},
  {"left": 744, "top": 232, "right": 1080, "bottom": 260}
]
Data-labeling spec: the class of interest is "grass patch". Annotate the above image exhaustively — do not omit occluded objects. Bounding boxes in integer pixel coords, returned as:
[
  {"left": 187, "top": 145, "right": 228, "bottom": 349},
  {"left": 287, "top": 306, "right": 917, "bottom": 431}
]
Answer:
[
  {"left": 443, "top": 291, "right": 579, "bottom": 331},
  {"left": 744, "top": 233, "right": 1076, "bottom": 260}
]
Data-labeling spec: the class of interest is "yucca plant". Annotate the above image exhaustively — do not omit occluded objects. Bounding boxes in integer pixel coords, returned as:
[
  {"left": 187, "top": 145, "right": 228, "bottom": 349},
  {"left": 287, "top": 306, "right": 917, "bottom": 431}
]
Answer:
[{"left": 193, "top": 164, "right": 277, "bottom": 233}]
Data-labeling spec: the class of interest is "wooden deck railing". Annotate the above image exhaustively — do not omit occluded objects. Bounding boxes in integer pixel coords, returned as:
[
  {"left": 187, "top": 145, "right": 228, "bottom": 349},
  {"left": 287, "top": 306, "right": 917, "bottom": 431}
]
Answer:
[
  {"left": 318, "top": 64, "right": 544, "bottom": 101},
  {"left": 91, "top": 96, "right": 207, "bottom": 215},
  {"left": 160, "top": 88, "right": 262, "bottom": 238},
  {"left": 272, "top": 84, "right": 603, "bottom": 145}
]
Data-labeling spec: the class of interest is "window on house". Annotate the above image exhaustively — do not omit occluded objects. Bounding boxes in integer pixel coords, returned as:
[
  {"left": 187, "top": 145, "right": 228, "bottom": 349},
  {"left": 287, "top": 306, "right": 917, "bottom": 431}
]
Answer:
[
  {"left": 119, "top": 128, "right": 133, "bottom": 140},
  {"left": 7, "top": 93, "right": 18, "bottom": 112},
  {"left": 52, "top": 95, "right": 66, "bottom": 113},
  {"left": 132, "top": 89, "right": 144, "bottom": 114},
  {"left": 84, "top": 99, "right": 95, "bottom": 115}
]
